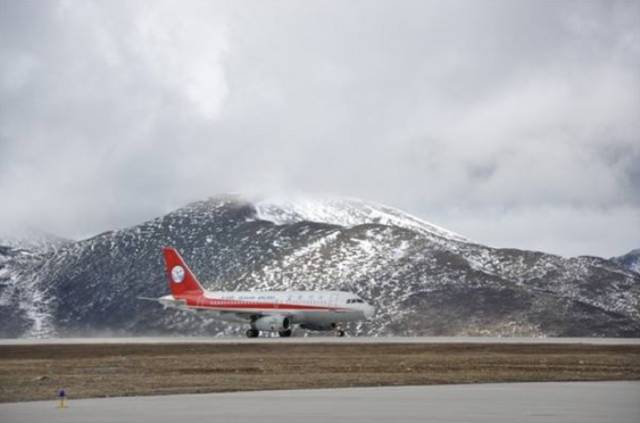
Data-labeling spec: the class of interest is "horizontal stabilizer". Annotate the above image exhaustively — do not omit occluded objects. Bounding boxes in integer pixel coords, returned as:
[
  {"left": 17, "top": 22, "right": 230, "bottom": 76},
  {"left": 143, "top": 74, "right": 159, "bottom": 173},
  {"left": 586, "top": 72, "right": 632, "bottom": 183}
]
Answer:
[{"left": 137, "top": 295, "right": 190, "bottom": 310}]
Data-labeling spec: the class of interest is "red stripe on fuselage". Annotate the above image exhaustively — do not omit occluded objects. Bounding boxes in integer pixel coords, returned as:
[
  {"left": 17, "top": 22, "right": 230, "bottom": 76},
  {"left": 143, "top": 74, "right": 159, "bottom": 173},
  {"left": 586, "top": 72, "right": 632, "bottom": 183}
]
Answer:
[{"left": 178, "top": 295, "right": 344, "bottom": 312}]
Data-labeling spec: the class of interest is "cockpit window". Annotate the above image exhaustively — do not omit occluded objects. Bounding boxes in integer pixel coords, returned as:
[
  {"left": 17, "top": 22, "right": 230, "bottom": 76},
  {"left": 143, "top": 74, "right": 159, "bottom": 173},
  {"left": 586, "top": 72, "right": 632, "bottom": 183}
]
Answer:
[{"left": 347, "top": 298, "right": 364, "bottom": 304}]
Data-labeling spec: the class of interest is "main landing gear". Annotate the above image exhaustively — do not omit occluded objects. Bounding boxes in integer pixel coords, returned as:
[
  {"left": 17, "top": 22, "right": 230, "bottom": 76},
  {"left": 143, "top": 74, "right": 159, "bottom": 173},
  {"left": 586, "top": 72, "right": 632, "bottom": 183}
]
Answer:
[
  {"left": 278, "top": 329, "right": 292, "bottom": 337},
  {"left": 245, "top": 327, "right": 344, "bottom": 338},
  {"left": 245, "top": 328, "right": 293, "bottom": 338}
]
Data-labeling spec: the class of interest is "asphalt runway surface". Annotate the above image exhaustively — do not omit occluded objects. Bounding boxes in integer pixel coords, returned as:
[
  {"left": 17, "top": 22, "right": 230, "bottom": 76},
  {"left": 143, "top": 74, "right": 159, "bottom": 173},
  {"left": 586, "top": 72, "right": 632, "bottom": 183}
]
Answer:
[
  {"left": 1, "top": 382, "right": 638, "bottom": 423},
  {"left": 2, "top": 336, "right": 640, "bottom": 345}
]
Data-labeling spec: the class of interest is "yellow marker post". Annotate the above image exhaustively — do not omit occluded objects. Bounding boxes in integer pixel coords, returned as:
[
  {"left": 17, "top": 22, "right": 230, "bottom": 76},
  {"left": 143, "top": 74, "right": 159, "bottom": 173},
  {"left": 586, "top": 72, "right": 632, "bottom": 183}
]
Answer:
[{"left": 57, "top": 389, "right": 67, "bottom": 409}]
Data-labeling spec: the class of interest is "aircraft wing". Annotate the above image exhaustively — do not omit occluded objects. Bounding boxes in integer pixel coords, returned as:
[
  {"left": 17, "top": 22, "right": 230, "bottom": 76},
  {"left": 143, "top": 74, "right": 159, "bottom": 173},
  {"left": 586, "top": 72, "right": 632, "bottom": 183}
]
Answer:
[
  {"left": 216, "top": 309, "right": 297, "bottom": 324},
  {"left": 138, "top": 296, "right": 298, "bottom": 325}
]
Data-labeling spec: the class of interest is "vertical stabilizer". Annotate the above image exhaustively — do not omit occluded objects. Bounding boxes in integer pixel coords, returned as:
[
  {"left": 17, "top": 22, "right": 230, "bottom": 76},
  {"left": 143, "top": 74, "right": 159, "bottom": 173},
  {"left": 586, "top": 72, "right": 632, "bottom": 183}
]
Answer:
[{"left": 162, "top": 247, "right": 205, "bottom": 297}]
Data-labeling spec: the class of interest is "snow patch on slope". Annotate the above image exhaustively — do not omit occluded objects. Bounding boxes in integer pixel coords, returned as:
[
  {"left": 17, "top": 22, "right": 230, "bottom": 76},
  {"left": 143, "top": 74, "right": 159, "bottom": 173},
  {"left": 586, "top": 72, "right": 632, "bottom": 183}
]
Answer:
[
  {"left": 255, "top": 197, "right": 469, "bottom": 243},
  {"left": 0, "top": 248, "right": 56, "bottom": 337},
  {"left": 0, "top": 228, "right": 70, "bottom": 253}
]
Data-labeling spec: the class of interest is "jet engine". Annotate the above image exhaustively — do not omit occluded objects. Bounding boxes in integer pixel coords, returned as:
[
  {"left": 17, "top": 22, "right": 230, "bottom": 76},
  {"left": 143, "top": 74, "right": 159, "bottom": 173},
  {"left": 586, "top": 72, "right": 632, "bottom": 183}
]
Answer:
[
  {"left": 253, "top": 315, "right": 291, "bottom": 332},
  {"left": 299, "top": 322, "right": 336, "bottom": 331}
]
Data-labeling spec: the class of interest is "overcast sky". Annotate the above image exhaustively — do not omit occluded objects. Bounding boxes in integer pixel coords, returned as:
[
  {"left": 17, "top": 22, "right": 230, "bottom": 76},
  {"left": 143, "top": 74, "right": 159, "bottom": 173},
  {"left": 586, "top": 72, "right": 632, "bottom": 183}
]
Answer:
[{"left": 1, "top": 0, "right": 639, "bottom": 257}]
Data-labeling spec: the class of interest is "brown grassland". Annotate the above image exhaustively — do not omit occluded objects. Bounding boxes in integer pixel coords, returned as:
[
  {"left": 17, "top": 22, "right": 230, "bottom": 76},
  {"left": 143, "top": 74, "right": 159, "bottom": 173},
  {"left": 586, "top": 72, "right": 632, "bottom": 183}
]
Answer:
[{"left": 1, "top": 342, "right": 639, "bottom": 403}]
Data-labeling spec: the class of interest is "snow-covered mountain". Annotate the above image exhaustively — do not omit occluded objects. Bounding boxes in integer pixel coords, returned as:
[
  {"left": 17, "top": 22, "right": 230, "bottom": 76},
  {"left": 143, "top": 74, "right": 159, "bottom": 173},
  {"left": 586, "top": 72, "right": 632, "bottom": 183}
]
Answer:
[
  {"left": 0, "top": 229, "right": 71, "bottom": 337},
  {"left": 1, "top": 196, "right": 639, "bottom": 338},
  {"left": 0, "top": 228, "right": 70, "bottom": 253},
  {"left": 612, "top": 249, "right": 640, "bottom": 274},
  {"left": 255, "top": 197, "right": 469, "bottom": 243}
]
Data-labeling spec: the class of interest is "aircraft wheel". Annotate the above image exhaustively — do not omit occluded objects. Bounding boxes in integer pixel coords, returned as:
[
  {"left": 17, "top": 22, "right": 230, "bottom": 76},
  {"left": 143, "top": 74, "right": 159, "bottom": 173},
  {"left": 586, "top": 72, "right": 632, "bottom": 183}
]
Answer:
[
  {"left": 336, "top": 329, "right": 345, "bottom": 337},
  {"left": 278, "top": 329, "right": 292, "bottom": 337},
  {"left": 246, "top": 329, "right": 260, "bottom": 338}
]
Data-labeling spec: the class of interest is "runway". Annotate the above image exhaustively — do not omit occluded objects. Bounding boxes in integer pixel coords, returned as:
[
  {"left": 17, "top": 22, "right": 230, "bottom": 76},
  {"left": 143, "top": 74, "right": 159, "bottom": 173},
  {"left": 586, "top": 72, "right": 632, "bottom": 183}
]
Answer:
[
  {"left": 1, "top": 382, "right": 638, "bottom": 423},
  {"left": 2, "top": 336, "right": 640, "bottom": 345}
]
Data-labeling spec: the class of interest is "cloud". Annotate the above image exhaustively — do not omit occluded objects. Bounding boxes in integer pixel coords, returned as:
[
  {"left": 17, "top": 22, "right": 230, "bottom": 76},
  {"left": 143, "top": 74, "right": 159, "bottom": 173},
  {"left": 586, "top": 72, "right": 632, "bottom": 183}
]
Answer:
[{"left": 0, "top": 0, "right": 638, "bottom": 257}]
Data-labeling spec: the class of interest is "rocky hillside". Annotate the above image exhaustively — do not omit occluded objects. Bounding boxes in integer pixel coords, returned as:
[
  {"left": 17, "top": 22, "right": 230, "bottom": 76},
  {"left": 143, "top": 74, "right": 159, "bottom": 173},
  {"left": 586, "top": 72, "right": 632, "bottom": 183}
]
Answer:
[
  {"left": 1, "top": 196, "right": 639, "bottom": 338},
  {"left": 612, "top": 249, "right": 640, "bottom": 275}
]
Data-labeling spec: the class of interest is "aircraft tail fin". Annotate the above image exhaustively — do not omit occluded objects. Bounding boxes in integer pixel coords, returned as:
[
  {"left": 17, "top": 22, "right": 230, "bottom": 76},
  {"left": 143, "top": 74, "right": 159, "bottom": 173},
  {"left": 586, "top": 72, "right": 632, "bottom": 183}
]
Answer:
[{"left": 162, "top": 247, "right": 205, "bottom": 297}]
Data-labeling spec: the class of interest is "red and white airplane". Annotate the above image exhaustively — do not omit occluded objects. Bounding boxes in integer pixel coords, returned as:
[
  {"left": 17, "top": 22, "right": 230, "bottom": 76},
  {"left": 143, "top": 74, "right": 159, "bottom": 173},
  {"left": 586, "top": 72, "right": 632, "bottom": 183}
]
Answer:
[{"left": 146, "top": 247, "right": 374, "bottom": 337}]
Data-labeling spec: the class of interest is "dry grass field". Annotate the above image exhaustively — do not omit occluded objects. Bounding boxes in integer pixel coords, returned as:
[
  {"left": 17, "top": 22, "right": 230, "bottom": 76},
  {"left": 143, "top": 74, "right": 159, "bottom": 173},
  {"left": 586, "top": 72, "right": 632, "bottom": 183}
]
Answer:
[{"left": 1, "top": 342, "right": 639, "bottom": 403}]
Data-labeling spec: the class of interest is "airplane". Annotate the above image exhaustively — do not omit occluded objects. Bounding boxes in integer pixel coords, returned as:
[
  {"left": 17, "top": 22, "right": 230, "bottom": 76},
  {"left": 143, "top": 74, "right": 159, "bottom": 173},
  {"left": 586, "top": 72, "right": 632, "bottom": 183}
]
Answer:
[{"left": 142, "top": 247, "right": 375, "bottom": 338}]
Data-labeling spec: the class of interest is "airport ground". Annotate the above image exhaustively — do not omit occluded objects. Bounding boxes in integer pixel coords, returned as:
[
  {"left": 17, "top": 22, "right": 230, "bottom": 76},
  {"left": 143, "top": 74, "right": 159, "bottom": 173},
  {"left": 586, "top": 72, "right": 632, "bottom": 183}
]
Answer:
[
  {"left": 1, "top": 339, "right": 639, "bottom": 403},
  {"left": 2, "top": 382, "right": 639, "bottom": 423}
]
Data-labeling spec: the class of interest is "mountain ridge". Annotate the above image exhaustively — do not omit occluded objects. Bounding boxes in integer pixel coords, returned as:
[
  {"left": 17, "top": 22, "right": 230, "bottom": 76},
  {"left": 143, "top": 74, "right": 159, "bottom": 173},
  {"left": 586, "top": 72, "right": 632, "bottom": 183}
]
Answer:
[
  {"left": 1, "top": 196, "right": 638, "bottom": 338},
  {"left": 612, "top": 249, "right": 640, "bottom": 274}
]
